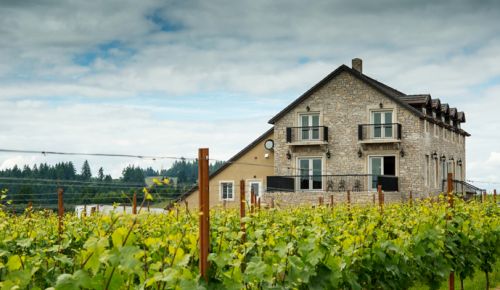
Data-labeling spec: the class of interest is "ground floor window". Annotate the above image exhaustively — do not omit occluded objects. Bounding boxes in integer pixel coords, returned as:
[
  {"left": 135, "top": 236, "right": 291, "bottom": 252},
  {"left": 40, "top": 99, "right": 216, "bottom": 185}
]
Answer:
[
  {"left": 298, "top": 157, "right": 322, "bottom": 190},
  {"left": 369, "top": 156, "right": 396, "bottom": 190},
  {"left": 220, "top": 181, "right": 234, "bottom": 200}
]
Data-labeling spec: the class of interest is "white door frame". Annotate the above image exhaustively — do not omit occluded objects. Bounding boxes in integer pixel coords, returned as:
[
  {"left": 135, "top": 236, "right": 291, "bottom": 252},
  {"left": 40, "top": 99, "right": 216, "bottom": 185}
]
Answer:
[
  {"left": 296, "top": 156, "right": 324, "bottom": 191},
  {"left": 368, "top": 154, "right": 397, "bottom": 191}
]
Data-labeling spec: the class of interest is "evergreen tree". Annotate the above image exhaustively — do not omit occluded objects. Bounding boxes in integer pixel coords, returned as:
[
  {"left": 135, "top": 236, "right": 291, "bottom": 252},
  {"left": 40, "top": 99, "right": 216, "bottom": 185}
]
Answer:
[
  {"left": 80, "top": 160, "right": 92, "bottom": 181},
  {"left": 98, "top": 167, "right": 104, "bottom": 181}
]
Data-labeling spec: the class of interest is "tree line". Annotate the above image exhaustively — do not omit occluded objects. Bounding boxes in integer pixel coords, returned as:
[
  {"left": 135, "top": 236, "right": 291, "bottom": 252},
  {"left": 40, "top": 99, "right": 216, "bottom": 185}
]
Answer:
[{"left": 0, "top": 158, "right": 224, "bottom": 210}]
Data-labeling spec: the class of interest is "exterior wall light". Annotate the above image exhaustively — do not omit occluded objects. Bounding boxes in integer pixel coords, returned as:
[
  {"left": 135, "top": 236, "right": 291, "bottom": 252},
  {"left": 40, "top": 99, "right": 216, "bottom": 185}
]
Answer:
[
  {"left": 432, "top": 152, "right": 438, "bottom": 159},
  {"left": 400, "top": 148, "right": 405, "bottom": 157},
  {"left": 286, "top": 151, "right": 292, "bottom": 160},
  {"left": 326, "top": 149, "right": 331, "bottom": 159},
  {"left": 357, "top": 149, "right": 363, "bottom": 158}
]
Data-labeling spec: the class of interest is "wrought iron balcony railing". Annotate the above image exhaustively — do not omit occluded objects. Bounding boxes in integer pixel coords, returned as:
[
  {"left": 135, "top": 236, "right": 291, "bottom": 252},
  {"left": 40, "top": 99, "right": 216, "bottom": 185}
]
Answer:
[
  {"left": 267, "top": 174, "right": 398, "bottom": 192},
  {"left": 286, "top": 126, "right": 328, "bottom": 144},
  {"left": 441, "top": 179, "right": 484, "bottom": 196},
  {"left": 358, "top": 123, "right": 402, "bottom": 142}
]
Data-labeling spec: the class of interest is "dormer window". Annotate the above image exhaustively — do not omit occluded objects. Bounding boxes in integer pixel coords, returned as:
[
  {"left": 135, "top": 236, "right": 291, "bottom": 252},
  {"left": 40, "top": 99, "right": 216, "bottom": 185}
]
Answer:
[
  {"left": 432, "top": 111, "right": 436, "bottom": 118},
  {"left": 422, "top": 108, "right": 427, "bottom": 114}
]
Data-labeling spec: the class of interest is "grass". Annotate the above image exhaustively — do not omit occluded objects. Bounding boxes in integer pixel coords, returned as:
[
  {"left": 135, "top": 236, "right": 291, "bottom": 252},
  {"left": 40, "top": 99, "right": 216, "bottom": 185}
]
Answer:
[{"left": 410, "top": 261, "right": 500, "bottom": 290}]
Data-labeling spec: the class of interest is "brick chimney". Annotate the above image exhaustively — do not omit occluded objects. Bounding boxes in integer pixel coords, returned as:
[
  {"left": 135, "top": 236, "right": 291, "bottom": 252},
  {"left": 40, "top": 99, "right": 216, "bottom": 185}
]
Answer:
[{"left": 352, "top": 58, "right": 362, "bottom": 73}]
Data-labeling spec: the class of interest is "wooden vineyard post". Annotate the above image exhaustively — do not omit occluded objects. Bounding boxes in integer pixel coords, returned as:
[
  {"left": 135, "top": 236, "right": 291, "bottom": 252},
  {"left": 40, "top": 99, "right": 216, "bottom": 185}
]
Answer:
[
  {"left": 27, "top": 201, "right": 33, "bottom": 218},
  {"left": 270, "top": 197, "right": 275, "bottom": 209},
  {"left": 147, "top": 201, "right": 150, "bottom": 212},
  {"left": 132, "top": 192, "right": 137, "bottom": 215},
  {"left": 330, "top": 194, "right": 334, "bottom": 209},
  {"left": 222, "top": 200, "right": 227, "bottom": 210},
  {"left": 83, "top": 204, "right": 87, "bottom": 218},
  {"left": 409, "top": 191, "right": 413, "bottom": 207},
  {"left": 240, "top": 180, "right": 246, "bottom": 242},
  {"left": 318, "top": 196, "right": 324, "bottom": 206},
  {"left": 57, "top": 187, "right": 64, "bottom": 240},
  {"left": 377, "top": 185, "right": 384, "bottom": 213},
  {"left": 198, "top": 148, "right": 210, "bottom": 282},
  {"left": 494, "top": 189, "right": 497, "bottom": 203},
  {"left": 447, "top": 172, "right": 455, "bottom": 290},
  {"left": 257, "top": 197, "right": 261, "bottom": 211},
  {"left": 347, "top": 190, "right": 351, "bottom": 209}
]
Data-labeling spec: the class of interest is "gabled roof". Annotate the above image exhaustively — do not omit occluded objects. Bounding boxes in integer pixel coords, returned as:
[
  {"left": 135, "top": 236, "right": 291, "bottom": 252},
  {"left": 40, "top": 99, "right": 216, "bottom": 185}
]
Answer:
[
  {"left": 457, "top": 112, "right": 466, "bottom": 122},
  {"left": 441, "top": 103, "right": 450, "bottom": 114},
  {"left": 173, "top": 127, "right": 274, "bottom": 204},
  {"left": 431, "top": 98, "right": 441, "bottom": 110},
  {"left": 268, "top": 64, "right": 424, "bottom": 124},
  {"left": 449, "top": 108, "right": 457, "bottom": 119},
  {"left": 400, "top": 94, "right": 431, "bottom": 106}
]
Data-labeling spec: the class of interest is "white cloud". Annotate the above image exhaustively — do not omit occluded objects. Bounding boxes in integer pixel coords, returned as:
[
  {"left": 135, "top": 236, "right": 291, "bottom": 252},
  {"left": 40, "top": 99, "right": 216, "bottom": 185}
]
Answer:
[{"left": 0, "top": 0, "right": 499, "bottom": 185}]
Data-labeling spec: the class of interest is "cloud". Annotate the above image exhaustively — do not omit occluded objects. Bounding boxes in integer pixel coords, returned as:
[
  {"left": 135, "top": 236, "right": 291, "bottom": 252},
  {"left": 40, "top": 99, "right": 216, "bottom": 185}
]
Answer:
[{"left": 0, "top": 0, "right": 499, "bottom": 185}]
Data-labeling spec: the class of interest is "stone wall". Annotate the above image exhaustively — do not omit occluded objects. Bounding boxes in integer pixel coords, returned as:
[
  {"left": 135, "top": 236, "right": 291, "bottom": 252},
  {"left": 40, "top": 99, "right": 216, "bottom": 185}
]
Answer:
[{"left": 262, "top": 191, "right": 408, "bottom": 207}]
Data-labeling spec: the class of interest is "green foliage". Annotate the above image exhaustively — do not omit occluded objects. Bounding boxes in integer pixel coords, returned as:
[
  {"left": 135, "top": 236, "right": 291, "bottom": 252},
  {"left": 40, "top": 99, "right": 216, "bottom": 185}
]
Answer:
[{"left": 0, "top": 198, "right": 498, "bottom": 289}]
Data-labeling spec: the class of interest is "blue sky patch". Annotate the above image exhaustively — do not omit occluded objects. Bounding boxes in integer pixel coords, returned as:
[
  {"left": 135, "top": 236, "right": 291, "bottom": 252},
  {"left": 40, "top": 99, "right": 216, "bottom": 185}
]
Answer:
[
  {"left": 146, "top": 9, "right": 183, "bottom": 33},
  {"left": 73, "top": 40, "right": 136, "bottom": 66}
]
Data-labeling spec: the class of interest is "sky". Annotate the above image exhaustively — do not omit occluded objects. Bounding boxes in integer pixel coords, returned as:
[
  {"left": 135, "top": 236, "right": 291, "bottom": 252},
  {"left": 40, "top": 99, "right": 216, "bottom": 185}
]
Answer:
[{"left": 0, "top": 0, "right": 499, "bottom": 190}]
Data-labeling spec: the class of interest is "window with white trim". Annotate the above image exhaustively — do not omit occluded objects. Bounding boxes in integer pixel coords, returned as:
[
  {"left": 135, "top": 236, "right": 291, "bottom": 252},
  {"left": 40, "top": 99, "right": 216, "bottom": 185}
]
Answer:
[
  {"left": 220, "top": 181, "right": 234, "bottom": 200},
  {"left": 299, "top": 113, "right": 320, "bottom": 141}
]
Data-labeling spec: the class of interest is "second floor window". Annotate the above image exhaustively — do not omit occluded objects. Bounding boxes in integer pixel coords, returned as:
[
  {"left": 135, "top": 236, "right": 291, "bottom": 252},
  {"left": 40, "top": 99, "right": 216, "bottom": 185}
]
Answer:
[
  {"left": 300, "top": 113, "right": 320, "bottom": 140},
  {"left": 371, "top": 110, "right": 393, "bottom": 138}
]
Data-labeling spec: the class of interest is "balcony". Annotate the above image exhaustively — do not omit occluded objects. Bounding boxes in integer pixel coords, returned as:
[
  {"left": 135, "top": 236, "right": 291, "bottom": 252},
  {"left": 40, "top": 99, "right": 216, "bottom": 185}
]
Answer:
[
  {"left": 441, "top": 179, "right": 485, "bottom": 200},
  {"left": 286, "top": 126, "right": 328, "bottom": 146},
  {"left": 358, "top": 123, "right": 402, "bottom": 143},
  {"left": 267, "top": 175, "right": 398, "bottom": 192}
]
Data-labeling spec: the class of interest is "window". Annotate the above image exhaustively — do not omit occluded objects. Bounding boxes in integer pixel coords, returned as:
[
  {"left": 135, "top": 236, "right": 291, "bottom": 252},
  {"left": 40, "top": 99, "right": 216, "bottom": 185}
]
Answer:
[
  {"left": 298, "top": 157, "right": 322, "bottom": 190},
  {"left": 220, "top": 181, "right": 234, "bottom": 200},
  {"left": 369, "top": 156, "right": 396, "bottom": 190},
  {"left": 434, "top": 158, "right": 439, "bottom": 187},
  {"left": 299, "top": 113, "right": 320, "bottom": 141},
  {"left": 371, "top": 110, "right": 394, "bottom": 139},
  {"left": 441, "top": 159, "right": 447, "bottom": 183},
  {"left": 424, "top": 120, "right": 429, "bottom": 133},
  {"left": 425, "top": 155, "right": 430, "bottom": 186}
]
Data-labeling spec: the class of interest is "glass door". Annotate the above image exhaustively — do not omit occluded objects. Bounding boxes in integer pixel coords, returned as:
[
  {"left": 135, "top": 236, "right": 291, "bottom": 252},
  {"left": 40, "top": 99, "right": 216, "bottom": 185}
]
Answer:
[
  {"left": 369, "top": 157, "right": 383, "bottom": 190},
  {"left": 300, "top": 114, "right": 320, "bottom": 140},
  {"left": 369, "top": 156, "right": 396, "bottom": 190},
  {"left": 371, "top": 111, "right": 393, "bottom": 139},
  {"left": 298, "top": 158, "right": 322, "bottom": 190}
]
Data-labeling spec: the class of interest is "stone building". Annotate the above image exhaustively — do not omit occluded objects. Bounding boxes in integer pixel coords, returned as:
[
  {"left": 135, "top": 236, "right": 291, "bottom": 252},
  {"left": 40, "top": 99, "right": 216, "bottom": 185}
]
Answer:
[{"left": 179, "top": 59, "right": 478, "bottom": 208}]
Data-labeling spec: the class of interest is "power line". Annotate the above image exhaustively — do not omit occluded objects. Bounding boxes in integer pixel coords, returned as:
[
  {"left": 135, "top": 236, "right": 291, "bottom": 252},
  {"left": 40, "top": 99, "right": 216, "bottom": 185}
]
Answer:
[
  {"left": 0, "top": 148, "right": 197, "bottom": 161},
  {"left": 0, "top": 177, "right": 146, "bottom": 187}
]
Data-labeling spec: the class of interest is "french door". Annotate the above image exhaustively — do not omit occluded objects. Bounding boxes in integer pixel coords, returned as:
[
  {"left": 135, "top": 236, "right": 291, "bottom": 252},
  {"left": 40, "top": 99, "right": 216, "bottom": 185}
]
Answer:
[
  {"left": 371, "top": 111, "right": 393, "bottom": 138},
  {"left": 298, "top": 158, "right": 322, "bottom": 190},
  {"left": 300, "top": 114, "right": 320, "bottom": 141},
  {"left": 369, "top": 156, "right": 396, "bottom": 190}
]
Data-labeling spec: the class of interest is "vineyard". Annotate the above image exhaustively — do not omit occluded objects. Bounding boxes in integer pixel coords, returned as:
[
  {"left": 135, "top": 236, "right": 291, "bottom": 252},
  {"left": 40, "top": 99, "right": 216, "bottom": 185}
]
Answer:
[{"left": 0, "top": 197, "right": 498, "bottom": 289}]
